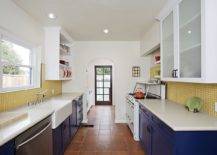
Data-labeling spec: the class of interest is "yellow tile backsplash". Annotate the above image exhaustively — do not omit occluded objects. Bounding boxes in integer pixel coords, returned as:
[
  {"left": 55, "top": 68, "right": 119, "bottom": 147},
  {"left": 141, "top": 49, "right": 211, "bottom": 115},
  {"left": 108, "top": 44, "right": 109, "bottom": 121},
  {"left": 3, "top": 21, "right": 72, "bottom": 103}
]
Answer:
[
  {"left": 0, "top": 64, "right": 62, "bottom": 112},
  {"left": 167, "top": 82, "right": 217, "bottom": 116},
  {"left": 150, "top": 65, "right": 160, "bottom": 79}
]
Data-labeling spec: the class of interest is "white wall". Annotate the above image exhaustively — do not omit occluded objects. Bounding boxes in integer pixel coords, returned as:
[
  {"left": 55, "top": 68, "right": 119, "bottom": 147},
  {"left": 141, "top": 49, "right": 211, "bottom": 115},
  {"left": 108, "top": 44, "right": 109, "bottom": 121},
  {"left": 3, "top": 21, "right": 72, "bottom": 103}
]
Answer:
[
  {"left": 140, "top": 22, "right": 160, "bottom": 56},
  {"left": 86, "top": 58, "right": 114, "bottom": 111},
  {"left": 0, "top": 0, "right": 43, "bottom": 46},
  {"left": 62, "top": 41, "right": 151, "bottom": 122},
  {"left": 0, "top": 0, "right": 44, "bottom": 87}
]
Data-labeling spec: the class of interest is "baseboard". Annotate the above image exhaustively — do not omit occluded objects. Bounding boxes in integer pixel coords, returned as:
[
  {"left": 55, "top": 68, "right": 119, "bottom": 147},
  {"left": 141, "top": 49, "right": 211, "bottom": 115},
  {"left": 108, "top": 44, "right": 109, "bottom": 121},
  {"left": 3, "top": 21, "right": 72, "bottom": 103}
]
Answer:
[
  {"left": 82, "top": 119, "right": 88, "bottom": 124},
  {"left": 115, "top": 119, "right": 126, "bottom": 123}
]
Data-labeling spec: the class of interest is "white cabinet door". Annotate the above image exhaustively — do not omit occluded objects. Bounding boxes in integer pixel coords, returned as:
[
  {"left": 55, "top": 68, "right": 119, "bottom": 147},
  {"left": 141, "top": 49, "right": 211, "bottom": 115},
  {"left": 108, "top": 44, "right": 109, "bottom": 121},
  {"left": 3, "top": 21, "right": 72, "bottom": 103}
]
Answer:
[
  {"left": 179, "top": 0, "right": 201, "bottom": 78},
  {"left": 161, "top": 11, "right": 175, "bottom": 78}
]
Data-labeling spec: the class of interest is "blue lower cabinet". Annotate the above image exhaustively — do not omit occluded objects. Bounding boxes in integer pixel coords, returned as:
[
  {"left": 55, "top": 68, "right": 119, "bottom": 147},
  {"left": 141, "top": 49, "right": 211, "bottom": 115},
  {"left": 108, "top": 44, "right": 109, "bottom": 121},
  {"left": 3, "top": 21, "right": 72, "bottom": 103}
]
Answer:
[
  {"left": 139, "top": 105, "right": 217, "bottom": 155},
  {"left": 53, "top": 117, "right": 71, "bottom": 155},
  {"left": 53, "top": 125, "right": 63, "bottom": 155},
  {"left": 175, "top": 131, "right": 217, "bottom": 155},
  {"left": 0, "top": 140, "right": 15, "bottom": 155},
  {"left": 62, "top": 117, "right": 70, "bottom": 151},
  {"left": 139, "top": 110, "right": 151, "bottom": 155},
  {"left": 70, "top": 102, "right": 78, "bottom": 138},
  {"left": 152, "top": 124, "right": 173, "bottom": 155}
]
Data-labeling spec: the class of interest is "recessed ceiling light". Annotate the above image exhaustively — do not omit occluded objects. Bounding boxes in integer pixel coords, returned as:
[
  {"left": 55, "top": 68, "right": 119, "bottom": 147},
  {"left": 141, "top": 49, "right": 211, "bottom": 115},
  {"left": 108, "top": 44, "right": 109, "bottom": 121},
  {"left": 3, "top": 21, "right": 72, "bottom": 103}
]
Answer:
[
  {"left": 188, "top": 30, "right": 192, "bottom": 34},
  {"left": 103, "top": 29, "right": 109, "bottom": 34},
  {"left": 48, "top": 13, "right": 57, "bottom": 19}
]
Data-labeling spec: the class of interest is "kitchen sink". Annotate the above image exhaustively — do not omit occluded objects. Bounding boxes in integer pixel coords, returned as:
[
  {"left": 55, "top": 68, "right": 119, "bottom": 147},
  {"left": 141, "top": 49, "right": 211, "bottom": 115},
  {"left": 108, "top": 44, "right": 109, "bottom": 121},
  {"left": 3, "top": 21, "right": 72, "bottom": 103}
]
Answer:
[{"left": 39, "top": 99, "right": 73, "bottom": 129}]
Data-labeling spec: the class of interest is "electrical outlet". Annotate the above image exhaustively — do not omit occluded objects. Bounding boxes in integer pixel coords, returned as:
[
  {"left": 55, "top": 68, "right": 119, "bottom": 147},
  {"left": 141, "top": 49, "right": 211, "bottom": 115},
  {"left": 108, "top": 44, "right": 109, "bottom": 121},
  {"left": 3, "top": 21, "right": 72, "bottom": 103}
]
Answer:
[
  {"left": 51, "top": 89, "right": 55, "bottom": 95},
  {"left": 215, "top": 102, "right": 217, "bottom": 112}
]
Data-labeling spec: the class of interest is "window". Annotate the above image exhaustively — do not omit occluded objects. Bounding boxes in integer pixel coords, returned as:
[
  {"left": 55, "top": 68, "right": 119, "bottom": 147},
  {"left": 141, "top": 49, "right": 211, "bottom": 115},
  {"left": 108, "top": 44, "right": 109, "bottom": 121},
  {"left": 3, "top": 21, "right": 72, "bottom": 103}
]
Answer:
[{"left": 0, "top": 34, "right": 39, "bottom": 92}]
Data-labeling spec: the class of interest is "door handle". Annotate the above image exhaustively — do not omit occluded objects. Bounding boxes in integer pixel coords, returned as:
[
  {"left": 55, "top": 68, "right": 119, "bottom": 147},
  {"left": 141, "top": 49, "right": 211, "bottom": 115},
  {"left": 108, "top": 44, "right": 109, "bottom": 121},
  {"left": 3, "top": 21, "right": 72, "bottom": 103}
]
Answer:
[
  {"left": 172, "top": 69, "right": 178, "bottom": 78},
  {"left": 16, "top": 122, "right": 51, "bottom": 150}
]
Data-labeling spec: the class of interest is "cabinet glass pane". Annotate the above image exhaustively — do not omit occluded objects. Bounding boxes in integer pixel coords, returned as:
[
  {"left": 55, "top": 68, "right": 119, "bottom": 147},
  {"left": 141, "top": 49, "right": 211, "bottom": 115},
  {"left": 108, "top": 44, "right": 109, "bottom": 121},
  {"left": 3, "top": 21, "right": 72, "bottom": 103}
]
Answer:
[
  {"left": 162, "top": 12, "right": 174, "bottom": 78},
  {"left": 179, "top": 0, "right": 201, "bottom": 78}
]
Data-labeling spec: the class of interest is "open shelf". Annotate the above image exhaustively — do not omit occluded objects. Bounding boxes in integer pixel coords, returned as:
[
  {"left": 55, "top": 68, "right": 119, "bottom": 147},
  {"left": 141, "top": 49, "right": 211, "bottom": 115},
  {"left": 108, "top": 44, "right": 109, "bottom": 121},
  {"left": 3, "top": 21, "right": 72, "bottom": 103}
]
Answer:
[{"left": 44, "top": 26, "right": 74, "bottom": 80}]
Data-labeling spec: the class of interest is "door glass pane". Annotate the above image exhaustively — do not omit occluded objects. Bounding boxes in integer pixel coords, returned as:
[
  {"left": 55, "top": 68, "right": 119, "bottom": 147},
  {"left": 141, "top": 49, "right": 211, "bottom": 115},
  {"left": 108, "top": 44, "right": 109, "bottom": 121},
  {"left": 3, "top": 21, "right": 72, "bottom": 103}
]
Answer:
[
  {"left": 104, "top": 88, "right": 110, "bottom": 94},
  {"left": 96, "top": 68, "right": 103, "bottom": 74},
  {"left": 104, "top": 68, "right": 111, "bottom": 75},
  {"left": 162, "top": 12, "right": 174, "bottom": 78},
  {"left": 97, "top": 75, "right": 103, "bottom": 81},
  {"left": 97, "top": 95, "right": 103, "bottom": 101},
  {"left": 104, "top": 82, "right": 110, "bottom": 88},
  {"left": 97, "top": 88, "right": 103, "bottom": 94},
  {"left": 179, "top": 0, "right": 201, "bottom": 78},
  {"left": 104, "top": 75, "right": 110, "bottom": 81},
  {"left": 97, "top": 82, "right": 103, "bottom": 87},
  {"left": 104, "top": 95, "right": 109, "bottom": 101}
]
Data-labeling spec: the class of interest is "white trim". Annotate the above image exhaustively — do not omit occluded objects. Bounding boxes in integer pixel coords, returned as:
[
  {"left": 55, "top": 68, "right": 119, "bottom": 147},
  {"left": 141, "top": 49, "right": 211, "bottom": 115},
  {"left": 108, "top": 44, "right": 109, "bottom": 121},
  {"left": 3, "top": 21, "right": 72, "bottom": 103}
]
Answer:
[
  {"left": 115, "top": 119, "right": 126, "bottom": 123},
  {"left": 82, "top": 119, "right": 88, "bottom": 124},
  {"left": 0, "top": 26, "right": 34, "bottom": 49},
  {"left": 161, "top": 77, "right": 205, "bottom": 83},
  {"left": 0, "top": 85, "right": 39, "bottom": 93},
  {"left": 0, "top": 28, "right": 41, "bottom": 92}
]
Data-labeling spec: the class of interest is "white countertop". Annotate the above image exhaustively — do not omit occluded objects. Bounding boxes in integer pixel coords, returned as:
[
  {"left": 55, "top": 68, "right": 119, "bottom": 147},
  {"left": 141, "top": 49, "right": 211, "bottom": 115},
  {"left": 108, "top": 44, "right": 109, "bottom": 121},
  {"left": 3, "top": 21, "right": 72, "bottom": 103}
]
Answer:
[
  {"left": 0, "top": 92, "right": 83, "bottom": 146},
  {"left": 138, "top": 99, "right": 217, "bottom": 131}
]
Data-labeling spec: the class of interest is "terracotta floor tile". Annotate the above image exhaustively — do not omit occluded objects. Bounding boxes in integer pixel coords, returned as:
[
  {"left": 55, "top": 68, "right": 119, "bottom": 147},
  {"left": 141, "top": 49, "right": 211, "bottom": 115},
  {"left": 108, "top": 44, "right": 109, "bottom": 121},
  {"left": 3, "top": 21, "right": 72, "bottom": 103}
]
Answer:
[
  {"left": 99, "top": 129, "right": 111, "bottom": 135},
  {"left": 64, "top": 106, "right": 145, "bottom": 155},
  {"left": 95, "top": 151, "right": 112, "bottom": 155},
  {"left": 67, "top": 142, "right": 83, "bottom": 151},
  {"left": 111, "top": 151, "right": 130, "bottom": 155},
  {"left": 64, "top": 150, "right": 80, "bottom": 155},
  {"left": 79, "top": 151, "right": 96, "bottom": 155}
]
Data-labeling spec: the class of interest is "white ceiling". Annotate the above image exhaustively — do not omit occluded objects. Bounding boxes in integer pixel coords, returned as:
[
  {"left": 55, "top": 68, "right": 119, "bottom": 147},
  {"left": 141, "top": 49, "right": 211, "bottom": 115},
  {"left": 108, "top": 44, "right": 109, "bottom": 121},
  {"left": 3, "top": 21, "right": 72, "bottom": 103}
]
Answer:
[{"left": 13, "top": 0, "right": 167, "bottom": 41}]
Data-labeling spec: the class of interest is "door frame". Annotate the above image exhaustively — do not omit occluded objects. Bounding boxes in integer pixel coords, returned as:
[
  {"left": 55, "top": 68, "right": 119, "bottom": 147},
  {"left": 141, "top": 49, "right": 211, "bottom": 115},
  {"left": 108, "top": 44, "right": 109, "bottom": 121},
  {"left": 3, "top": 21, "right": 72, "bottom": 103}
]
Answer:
[{"left": 95, "top": 65, "right": 113, "bottom": 105}]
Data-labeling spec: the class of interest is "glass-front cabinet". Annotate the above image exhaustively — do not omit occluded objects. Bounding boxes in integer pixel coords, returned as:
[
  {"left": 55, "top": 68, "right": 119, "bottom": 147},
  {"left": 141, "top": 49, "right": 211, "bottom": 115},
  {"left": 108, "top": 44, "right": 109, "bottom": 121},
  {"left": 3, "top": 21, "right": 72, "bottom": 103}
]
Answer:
[
  {"left": 162, "top": 12, "right": 174, "bottom": 78},
  {"left": 179, "top": 0, "right": 201, "bottom": 78},
  {"left": 160, "top": 0, "right": 213, "bottom": 83}
]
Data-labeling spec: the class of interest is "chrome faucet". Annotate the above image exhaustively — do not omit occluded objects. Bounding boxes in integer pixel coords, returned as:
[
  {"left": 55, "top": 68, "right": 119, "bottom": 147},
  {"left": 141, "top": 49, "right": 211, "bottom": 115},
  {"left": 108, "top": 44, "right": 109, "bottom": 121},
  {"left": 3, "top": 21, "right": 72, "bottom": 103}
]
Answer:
[{"left": 27, "top": 90, "right": 48, "bottom": 106}]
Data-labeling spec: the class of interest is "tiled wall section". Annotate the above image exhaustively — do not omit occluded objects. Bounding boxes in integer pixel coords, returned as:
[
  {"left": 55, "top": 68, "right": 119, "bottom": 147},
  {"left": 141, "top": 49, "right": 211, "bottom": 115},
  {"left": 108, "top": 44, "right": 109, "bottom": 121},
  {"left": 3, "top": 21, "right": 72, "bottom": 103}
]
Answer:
[
  {"left": 167, "top": 82, "right": 217, "bottom": 116},
  {"left": 150, "top": 65, "right": 160, "bottom": 78},
  {"left": 0, "top": 64, "right": 62, "bottom": 112}
]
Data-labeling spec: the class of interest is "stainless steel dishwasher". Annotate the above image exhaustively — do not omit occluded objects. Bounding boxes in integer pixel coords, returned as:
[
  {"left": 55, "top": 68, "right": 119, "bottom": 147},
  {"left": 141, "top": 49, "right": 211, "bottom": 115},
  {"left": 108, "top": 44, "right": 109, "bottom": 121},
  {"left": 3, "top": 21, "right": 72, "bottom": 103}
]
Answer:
[{"left": 15, "top": 116, "right": 53, "bottom": 155}]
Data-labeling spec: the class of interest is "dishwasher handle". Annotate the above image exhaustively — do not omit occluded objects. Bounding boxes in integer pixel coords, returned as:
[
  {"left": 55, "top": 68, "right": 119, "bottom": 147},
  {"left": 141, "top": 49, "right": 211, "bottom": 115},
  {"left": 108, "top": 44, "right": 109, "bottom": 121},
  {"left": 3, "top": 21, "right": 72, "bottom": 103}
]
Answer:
[{"left": 16, "top": 122, "right": 51, "bottom": 150}]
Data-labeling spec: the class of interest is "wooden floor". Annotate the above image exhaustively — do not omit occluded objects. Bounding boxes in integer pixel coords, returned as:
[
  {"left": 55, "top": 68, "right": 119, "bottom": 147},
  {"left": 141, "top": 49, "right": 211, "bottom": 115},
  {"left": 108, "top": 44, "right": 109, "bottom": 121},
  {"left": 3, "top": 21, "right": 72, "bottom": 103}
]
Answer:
[{"left": 64, "top": 105, "right": 145, "bottom": 155}]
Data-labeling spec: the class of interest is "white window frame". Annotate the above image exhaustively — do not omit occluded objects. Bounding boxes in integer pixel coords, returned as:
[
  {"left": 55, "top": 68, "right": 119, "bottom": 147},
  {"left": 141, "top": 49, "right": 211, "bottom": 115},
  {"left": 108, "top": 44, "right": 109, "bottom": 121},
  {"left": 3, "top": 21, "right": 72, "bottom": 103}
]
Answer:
[{"left": 0, "top": 29, "right": 41, "bottom": 93}]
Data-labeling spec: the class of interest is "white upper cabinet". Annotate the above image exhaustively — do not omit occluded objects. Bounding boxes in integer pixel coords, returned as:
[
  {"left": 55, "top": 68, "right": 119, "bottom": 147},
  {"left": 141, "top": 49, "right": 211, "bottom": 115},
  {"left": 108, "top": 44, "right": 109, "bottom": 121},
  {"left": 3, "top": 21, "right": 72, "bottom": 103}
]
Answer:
[
  {"left": 162, "top": 11, "right": 174, "bottom": 78},
  {"left": 160, "top": 0, "right": 217, "bottom": 83},
  {"left": 179, "top": 0, "right": 201, "bottom": 78},
  {"left": 44, "top": 27, "right": 74, "bottom": 80}
]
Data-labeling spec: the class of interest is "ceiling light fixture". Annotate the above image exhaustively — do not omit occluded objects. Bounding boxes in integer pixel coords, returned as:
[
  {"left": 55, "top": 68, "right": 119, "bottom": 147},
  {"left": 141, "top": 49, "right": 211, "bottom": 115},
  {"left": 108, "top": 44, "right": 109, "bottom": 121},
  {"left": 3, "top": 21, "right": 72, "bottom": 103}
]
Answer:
[
  {"left": 48, "top": 13, "right": 57, "bottom": 19},
  {"left": 103, "top": 29, "right": 109, "bottom": 34},
  {"left": 188, "top": 30, "right": 192, "bottom": 34}
]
